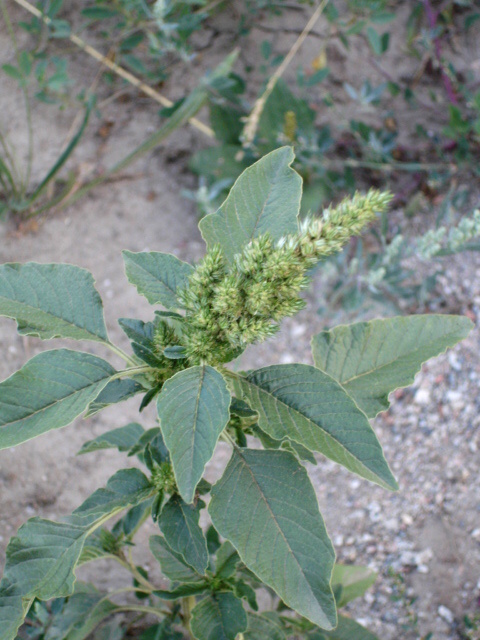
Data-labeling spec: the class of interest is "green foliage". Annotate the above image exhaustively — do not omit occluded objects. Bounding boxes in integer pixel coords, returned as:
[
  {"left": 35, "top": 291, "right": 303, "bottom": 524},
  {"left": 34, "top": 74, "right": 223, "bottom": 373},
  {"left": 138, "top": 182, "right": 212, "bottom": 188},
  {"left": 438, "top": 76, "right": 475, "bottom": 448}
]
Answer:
[
  {"left": 0, "top": 149, "right": 472, "bottom": 640},
  {"left": 312, "top": 314, "right": 473, "bottom": 417}
]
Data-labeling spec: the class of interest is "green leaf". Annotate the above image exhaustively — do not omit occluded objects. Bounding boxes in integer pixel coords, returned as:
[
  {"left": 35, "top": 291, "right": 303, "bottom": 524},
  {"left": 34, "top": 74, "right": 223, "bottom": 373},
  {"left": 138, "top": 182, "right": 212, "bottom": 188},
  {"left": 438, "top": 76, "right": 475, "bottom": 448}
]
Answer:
[
  {"left": 366, "top": 26, "right": 383, "bottom": 55},
  {"left": 159, "top": 495, "right": 208, "bottom": 575},
  {"left": 78, "top": 423, "right": 145, "bottom": 455},
  {"left": 244, "top": 613, "right": 286, "bottom": 640},
  {"left": 0, "top": 349, "right": 115, "bottom": 450},
  {"left": 0, "top": 263, "right": 108, "bottom": 342},
  {"left": 258, "top": 80, "right": 315, "bottom": 151},
  {"left": 215, "top": 541, "right": 240, "bottom": 579},
  {"left": 0, "top": 521, "right": 107, "bottom": 640},
  {"left": 81, "top": 6, "right": 121, "bottom": 19},
  {"left": 209, "top": 448, "right": 337, "bottom": 630},
  {"left": 312, "top": 614, "right": 379, "bottom": 640},
  {"left": 311, "top": 315, "right": 473, "bottom": 418},
  {"left": 2, "top": 64, "right": 22, "bottom": 81},
  {"left": 149, "top": 535, "right": 203, "bottom": 584},
  {"left": 331, "top": 564, "right": 377, "bottom": 608},
  {"left": 123, "top": 251, "right": 193, "bottom": 309},
  {"left": 72, "top": 469, "right": 154, "bottom": 524},
  {"left": 190, "top": 592, "right": 247, "bottom": 640},
  {"left": 233, "top": 364, "right": 397, "bottom": 491},
  {"left": 0, "top": 465, "right": 159, "bottom": 639},
  {"left": 85, "top": 379, "right": 144, "bottom": 417},
  {"left": 199, "top": 147, "right": 301, "bottom": 261},
  {"left": 154, "top": 583, "right": 209, "bottom": 600},
  {"left": 157, "top": 365, "right": 231, "bottom": 503},
  {"left": 46, "top": 587, "right": 119, "bottom": 640}
]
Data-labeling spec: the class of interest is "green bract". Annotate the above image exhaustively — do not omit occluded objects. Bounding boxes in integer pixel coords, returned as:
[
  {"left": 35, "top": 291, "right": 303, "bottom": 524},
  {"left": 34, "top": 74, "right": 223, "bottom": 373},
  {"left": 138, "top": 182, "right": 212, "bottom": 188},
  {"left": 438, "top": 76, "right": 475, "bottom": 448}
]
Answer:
[{"left": 0, "top": 147, "right": 473, "bottom": 640}]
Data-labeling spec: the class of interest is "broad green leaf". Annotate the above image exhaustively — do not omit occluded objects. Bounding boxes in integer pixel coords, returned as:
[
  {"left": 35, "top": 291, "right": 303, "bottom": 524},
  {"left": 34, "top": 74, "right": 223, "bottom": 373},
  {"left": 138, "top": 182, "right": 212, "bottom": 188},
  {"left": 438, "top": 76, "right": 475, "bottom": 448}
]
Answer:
[
  {"left": 149, "top": 535, "right": 203, "bottom": 584},
  {"left": 123, "top": 251, "right": 193, "bottom": 309},
  {"left": 0, "top": 263, "right": 108, "bottom": 342},
  {"left": 311, "top": 315, "right": 473, "bottom": 417},
  {"left": 311, "top": 614, "right": 379, "bottom": 640},
  {"left": 0, "top": 520, "right": 103, "bottom": 640},
  {"left": 244, "top": 613, "right": 286, "bottom": 640},
  {"left": 0, "top": 349, "right": 115, "bottom": 450},
  {"left": 190, "top": 592, "right": 247, "bottom": 640},
  {"left": 215, "top": 541, "right": 240, "bottom": 579},
  {"left": 78, "top": 423, "right": 145, "bottom": 455},
  {"left": 46, "top": 587, "right": 119, "bottom": 640},
  {"left": 209, "top": 448, "right": 337, "bottom": 630},
  {"left": 0, "top": 468, "right": 157, "bottom": 639},
  {"left": 85, "top": 379, "right": 143, "bottom": 417},
  {"left": 72, "top": 469, "right": 154, "bottom": 524},
  {"left": 159, "top": 495, "right": 208, "bottom": 575},
  {"left": 199, "top": 147, "right": 301, "bottom": 261},
  {"left": 234, "top": 364, "right": 397, "bottom": 491},
  {"left": 157, "top": 365, "right": 231, "bottom": 503},
  {"left": 332, "top": 564, "right": 377, "bottom": 608}
]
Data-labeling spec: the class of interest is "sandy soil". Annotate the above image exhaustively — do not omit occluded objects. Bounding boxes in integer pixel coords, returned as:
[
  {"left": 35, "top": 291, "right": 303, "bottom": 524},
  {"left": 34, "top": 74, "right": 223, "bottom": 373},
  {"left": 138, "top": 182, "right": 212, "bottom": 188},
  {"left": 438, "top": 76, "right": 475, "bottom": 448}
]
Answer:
[{"left": 0, "top": 3, "right": 479, "bottom": 639}]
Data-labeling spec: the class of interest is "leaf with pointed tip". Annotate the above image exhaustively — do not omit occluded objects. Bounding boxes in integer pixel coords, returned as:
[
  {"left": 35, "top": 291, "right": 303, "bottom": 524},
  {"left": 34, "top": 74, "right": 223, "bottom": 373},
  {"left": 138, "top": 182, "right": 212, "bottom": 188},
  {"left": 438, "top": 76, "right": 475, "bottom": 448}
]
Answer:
[
  {"left": 199, "top": 147, "right": 301, "bottom": 261},
  {"left": 233, "top": 364, "right": 397, "bottom": 491},
  {"left": 244, "top": 613, "right": 286, "bottom": 640},
  {"left": 159, "top": 495, "right": 208, "bottom": 575},
  {"left": 332, "top": 564, "right": 377, "bottom": 608},
  {"left": 123, "top": 251, "right": 193, "bottom": 309},
  {"left": 157, "top": 365, "right": 231, "bottom": 503},
  {"left": 78, "top": 423, "right": 145, "bottom": 455},
  {"left": 0, "top": 262, "right": 108, "bottom": 342},
  {"left": 311, "top": 614, "right": 379, "bottom": 640},
  {"left": 190, "top": 592, "right": 247, "bottom": 640},
  {"left": 72, "top": 469, "right": 154, "bottom": 524},
  {"left": 149, "top": 535, "right": 204, "bottom": 584},
  {"left": 312, "top": 315, "right": 473, "bottom": 418},
  {"left": 85, "top": 379, "right": 144, "bottom": 417},
  {"left": 209, "top": 448, "right": 337, "bottom": 630},
  {"left": 0, "top": 349, "right": 115, "bottom": 450}
]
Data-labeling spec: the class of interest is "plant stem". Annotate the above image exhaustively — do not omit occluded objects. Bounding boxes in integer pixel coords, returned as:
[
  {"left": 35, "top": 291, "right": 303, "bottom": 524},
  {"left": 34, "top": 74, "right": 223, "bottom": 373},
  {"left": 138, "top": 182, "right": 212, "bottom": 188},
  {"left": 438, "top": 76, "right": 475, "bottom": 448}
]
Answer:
[
  {"left": 106, "top": 341, "right": 138, "bottom": 367},
  {"left": 181, "top": 595, "right": 197, "bottom": 638},
  {"left": 108, "top": 365, "right": 154, "bottom": 381},
  {"left": 113, "top": 552, "right": 158, "bottom": 592}
]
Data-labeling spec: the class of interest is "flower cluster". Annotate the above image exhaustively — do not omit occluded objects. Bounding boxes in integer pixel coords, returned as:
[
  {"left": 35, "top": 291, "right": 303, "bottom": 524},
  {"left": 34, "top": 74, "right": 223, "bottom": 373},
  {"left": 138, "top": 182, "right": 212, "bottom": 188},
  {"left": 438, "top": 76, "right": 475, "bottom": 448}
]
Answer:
[{"left": 179, "top": 189, "right": 392, "bottom": 365}]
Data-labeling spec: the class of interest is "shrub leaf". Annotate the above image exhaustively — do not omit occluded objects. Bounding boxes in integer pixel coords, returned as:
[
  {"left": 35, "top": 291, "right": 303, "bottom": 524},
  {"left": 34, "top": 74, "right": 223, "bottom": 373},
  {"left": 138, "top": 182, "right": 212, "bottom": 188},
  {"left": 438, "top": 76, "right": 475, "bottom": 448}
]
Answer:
[
  {"left": 208, "top": 448, "right": 337, "bottom": 630},
  {"left": 0, "top": 349, "right": 115, "bottom": 450},
  {"left": 199, "top": 146, "right": 301, "bottom": 261},
  {"left": 234, "top": 364, "right": 397, "bottom": 491},
  {"left": 123, "top": 251, "right": 193, "bottom": 309},
  {"left": 157, "top": 365, "right": 231, "bottom": 503},
  {"left": 0, "top": 263, "right": 108, "bottom": 342},
  {"left": 312, "top": 315, "right": 474, "bottom": 417}
]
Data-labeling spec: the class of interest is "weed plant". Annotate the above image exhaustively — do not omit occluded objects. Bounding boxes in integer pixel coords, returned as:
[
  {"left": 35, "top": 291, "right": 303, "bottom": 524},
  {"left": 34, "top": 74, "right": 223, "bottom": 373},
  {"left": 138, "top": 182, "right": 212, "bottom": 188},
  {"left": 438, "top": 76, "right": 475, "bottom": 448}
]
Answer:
[{"left": 0, "top": 148, "right": 473, "bottom": 640}]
